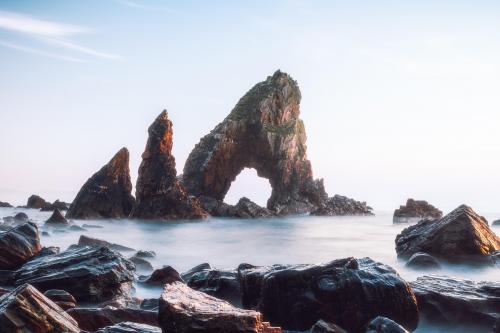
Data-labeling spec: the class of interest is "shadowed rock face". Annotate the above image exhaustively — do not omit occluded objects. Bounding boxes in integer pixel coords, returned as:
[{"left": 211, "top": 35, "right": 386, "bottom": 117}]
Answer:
[
  {"left": 68, "top": 307, "right": 158, "bottom": 331},
  {"left": 131, "top": 111, "right": 207, "bottom": 220},
  {"left": 66, "top": 148, "right": 135, "bottom": 219},
  {"left": 393, "top": 199, "right": 442, "bottom": 223},
  {"left": 0, "top": 222, "right": 41, "bottom": 270},
  {"left": 45, "top": 208, "right": 69, "bottom": 225},
  {"left": 395, "top": 205, "right": 500, "bottom": 261},
  {"left": 182, "top": 71, "right": 328, "bottom": 215},
  {"left": 27, "top": 194, "right": 49, "bottom": 209}
]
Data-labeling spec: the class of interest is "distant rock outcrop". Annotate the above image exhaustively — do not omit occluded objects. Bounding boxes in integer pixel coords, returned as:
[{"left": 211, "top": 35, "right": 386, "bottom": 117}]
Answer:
[
  {"left": 66, "top": 148, "right": 135, "bottom": 219},
  {"left": 0, "top": 201, "right": 12, "bottom": 207},
  {"left": 27, "top": 194, "right": 49, "bottom": 209},
  {"left": 182, "top": 71, "right": 370, "bottom": 216},
  {"left": 131, "top": 111, "right": 207, "bottom": 220},
  {"left": 311, "top": 195, "right": 373, "bottom": 216},
  {"left": 41, "top": 199, "right": 70, "bottom": 211},
  {"left": 395, "top": 205, "right": 500, "bottom": 261},
  {"left": 393, "top": 199, "right": 442, "bottom": 223},
  {"left": 45, "top": 208, "right": 69, "bottom": 225}
]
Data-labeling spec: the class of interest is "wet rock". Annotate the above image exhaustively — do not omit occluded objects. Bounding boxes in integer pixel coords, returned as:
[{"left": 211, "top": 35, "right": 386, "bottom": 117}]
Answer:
[
  {"left": 68, "top": 307, "right": 158, "bottom": 331},
  {"left": 26, "top": 194, "right": 49, "bottom": 209},
  {"left": 139, "top": 265, "right": 182, "bottom": 286},
  {"left": 393, "top": 199, "right": 442, "bottom": 223},
  {"left": 95, "top": 322, "right": 161, "bottom": 333},
  {"left": 140, "top": 298, "right": 159, "bottom": 311},
  {"left": 365, "top": 316, "right": 409, "bottom": 333},
  {"left": 82, "top": 223, "right": 103, "bottom": 228},
  {"left": 405, "top": 252, "right": 440, "bottom": 270},
  {"left": 31, "top": 246, "right": 60, "bottom": 261},
  {"left": 182, "top": 70, "right": 331, "bottom": 215},
  {"left": 131, "top": 111, "right": 208, "bottom": 220},
  {"left": 410, "top": 275, "right": 500, "bottom": 332},
  {"left": 159, "top": 281, "right": 281, "bottom": 333},
  {"left": 40, "top": 199, "right": 70, "bottom": 211},
  {"left": 66, "top": 147, "right": 136, "bottom": 219},
  {"left": 13, "top": 212, "right": 29, "bottom": 222},
  {"left": 0, "top": 201, "right": 12, "bottom": 207},
  {"left": 134, "top": 250, "right": 156, "bottom": 258},
  {"left": 239, "top": 257, "right": 418, "bottom": 333},
  {"left": 0, "top": 222, "right": 41, "bottom": 269},
  {"left": 44, "top": 289, "right": 77, "bottom": 310},
  {"left": 309, "top": 319, "right": 347, "bottom": 332},
  {"left": 311, "top": 194, "right": 373, "bottom": 216},
  {"left": 78, "top": 234, "right": 135, "bottom": 251},
  {"left": 181, "top": 262, "right": 212, "bottom": 280},
  {"left": 45, "top": 208, "right": 69, "bottom": 225},
  {"left": 129, "top": 255, "right": 153, "bottom": 272},
  {"left": 0, "top": 284, "right": 80, "bottom": 332},
  {"left": 182, "top": 264, "right": 242, "bottom": 307},
  {"left": 14, "top": 245, "right": 135, "bottom": 302},
  {"left": 395, "top": 205, "right": 500, "bottom": 261}
]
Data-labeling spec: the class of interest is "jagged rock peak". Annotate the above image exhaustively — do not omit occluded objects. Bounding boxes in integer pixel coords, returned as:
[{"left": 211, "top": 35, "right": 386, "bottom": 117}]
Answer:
[
  {"left": 131, "top": 110, "right": 207, "bottom": 220},
  {"left": 66, "top": 147, "right": 135, "bottom": 219}
]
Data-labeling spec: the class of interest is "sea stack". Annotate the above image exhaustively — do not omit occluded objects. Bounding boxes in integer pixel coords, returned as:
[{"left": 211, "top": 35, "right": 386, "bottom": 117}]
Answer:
[
  {"left": 131, "top": 111, "right": 207, "bottom": 220},
  {"left": 66, "top": 148, "right": 135, "bottom": 219}
]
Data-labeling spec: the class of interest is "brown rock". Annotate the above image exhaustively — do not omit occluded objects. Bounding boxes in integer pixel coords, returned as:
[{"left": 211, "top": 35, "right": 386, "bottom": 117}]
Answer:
[
  {"left": 66, "top": 147, "right": 135, "bottom": 219},
  {"left": 45, "top": 208, "right": 69, "bottom": 225},
  {"left": 26, "top": 194, "right": 49, "bottom": 209},
  {"left": 0, "top": 284, "right": 80, "bottom": 332},
  {"left": 158, "top": 281, "right": 281, "bottom": 333},
  {"left": 393, "top": 199, "right": 442, "bottom": 223},
  {"left": 131, "top": 111, "right": 208, "bottom": 220},
  {"left": 68, "top": 307, "right": 158, "bottom": 331},
  {"left": 139, "top": 265, "right": 183, "bottom": 286},
  {"left": 395, "top": 204, "right": 500, "bottom": 261},
  {"left": 0, "top": 222, "right": 41, "bottom": 270}
]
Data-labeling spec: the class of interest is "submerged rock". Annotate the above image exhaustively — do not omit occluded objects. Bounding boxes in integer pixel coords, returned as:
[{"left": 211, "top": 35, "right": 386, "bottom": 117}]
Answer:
[
  {"left": 78, "top": 235, "right": 135, "bottom": 251},
  {"left": 159, "top": 281, "right": 281, "bottom": 333},
  {"left": 411, "top": 275, "right": 500, "bottom": 331},
  {"left": 239, "top": 257, "right": 418, "bottom": 332},
  {"left": 311, "top": 194, "right": 373, "bottom": 216},
  {"left": 14, "top": 245, "right": 135, "bottom": 302},
  {"left": 0, "top": 201, "right": 12, "bottom": 207},
  {"left": 45, "top": 208, "right": 69, "bottom": 225},
  {"left": 0, "top": 222, "right": 41, "bottom": 270},
  {"left": 395, "top": 205, "right": 500, "bottom": 261},
  {"left": 44, "top": 289, "right": 77, "bottom": 310},
  {"left": 68, "top": 307, "right": 158, "bottom": 331},
  {"left": 365, "top": 316, "right": 409, "bottom": 333},
  {"left": 95, "top": 322, "right": 161, "bottom": 333},
  {"left": 131, "top": 111, "right": 208, "bottom": 220},
  {"left": 393, "top": 199, "right": 442, "bottom": 223},
  {"left": 0, "top": 284, "right": 80, "bottom": 332},
  {"left": 405, "top": 252, "right": 441, "bottom": 270},
  {"left": 13, "top": 212, "right": 29, "bottom": 222},
  {"left": 66, "top": 147, "right": 135, "bottom": 219},
  {"left": 129, "top": 256, "right": 153, "bottom": 272}
]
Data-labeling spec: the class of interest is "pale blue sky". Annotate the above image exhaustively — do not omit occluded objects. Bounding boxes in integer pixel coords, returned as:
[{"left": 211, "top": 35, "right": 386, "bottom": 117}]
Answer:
[{"left": 1, "top": 1, "right": 499, "bottom": 213}]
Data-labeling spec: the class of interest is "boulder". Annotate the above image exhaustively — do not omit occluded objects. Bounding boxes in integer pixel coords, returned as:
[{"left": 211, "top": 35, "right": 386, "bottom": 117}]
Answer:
[
  {"left": 410, "top": 275, "right": 500, "bottom": 332},
  {"left": 44, "top": 289, "right": 77, "bottom": 310},
  {"left": 393, "top": 199, "right": 442, "bottom": 223},
  {"left": 66, "top": 147, "right": 135, "bottom": 219},
  {"left": 228, "top": 197, "right": 275, "bottom": 218},
  {"left": 0, "top": 284, "right": 80, "bottom": 332},
  {"left": 311, "top": 194, "right": 373, "bottom": 216},
  {"left": 405, "top": 252, "right": 440, "bottom": 270},
  {"left": 131, "top": 111, "right": 208, "bottom": 220},
  {"left": 395, "top": 205, "right": 500, "bottom": 261},
  {"left": 26, "top": 194, "right": 49, "bottom": 209},
  {"left": 365, "top": 316, "right": 409, "bottom": 333},
  {"left": 309, "top": 319, "right": 347, "bottom": 332},
  {"left": 139, "top": 265, "right": 182, "bottom": 286},
  {"left": 14, "top": 245, "right": 135, "bottom": 302},
  {"left": 78, "top": 234, "right": 135, "bottom": 251},
  {"left": 95, "top": 322, "right": 161, "bottom": 333},
  {"left": 0, "top": 222, "right": 41, "bottom": 269},
  {"left": 45, "top": 208, "right": 69, "bottom": 225},
  {"left": 13, "top": 212, "right": 29, "bottom": 222},
  {"left": 239, "top": 257, "right": 418, "bottom": 332},
  {"left": 0, "top": 201, "right": 12, "bottom": 207},
  {"left": 134, "top": 250, "right": 156, "bottom": 258},
  {"left": 67, "top": 307, "right": 158, "bottom": 331},
  {"left": 129, "top": 255, "right": 154, "bottom": 272},
  {"left": 159, "top": 281, "right": 281, "bottom": 332}
]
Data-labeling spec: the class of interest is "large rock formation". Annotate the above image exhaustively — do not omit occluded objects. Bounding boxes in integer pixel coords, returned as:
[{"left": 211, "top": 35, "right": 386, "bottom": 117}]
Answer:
[
  {"left": 393, "top": 199, "right": 442, "bottom": 223},
  {"left": 411, "top": 275, "right": 500, "bottom": 332},
  {"left": 395, "top": 205, "right": 500, "bottom": 261},
  {"left": 14, "top": 245, "right": 135, "bottom": 302},
  {"left": 66, "top": 147, "right": 135, "bottom": 219},
  {"left": 158, "top": 281, "right": 281, "bottom": 333},
  {"left": 239, "top": 257, "right": 418, "bottom": 333},
  {"left": 0, "top": 284, "right": 80, "bottom": 333},
  {"left": 0, "top": 222, "right": 41, "bottom": 270},
  {"left": 131, "top": 111, "right": 208, "bottom": 220},
  {"left": 183, "top": 70, "right": 369, "bottom": 216}
]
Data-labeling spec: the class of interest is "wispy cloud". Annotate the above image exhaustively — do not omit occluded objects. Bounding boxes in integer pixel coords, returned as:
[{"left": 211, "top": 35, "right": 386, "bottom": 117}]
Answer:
[
  {"left": 115, "top": 0, "right": 178, "bottom": 14},
  {"left": 0, "top": 10, "right": 121, "bottom": 62}
]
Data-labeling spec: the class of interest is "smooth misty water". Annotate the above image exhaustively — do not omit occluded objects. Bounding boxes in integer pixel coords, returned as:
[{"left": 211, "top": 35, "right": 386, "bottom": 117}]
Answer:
[{"left": 1, "top": 207, "right": 499, "bottom": 333}]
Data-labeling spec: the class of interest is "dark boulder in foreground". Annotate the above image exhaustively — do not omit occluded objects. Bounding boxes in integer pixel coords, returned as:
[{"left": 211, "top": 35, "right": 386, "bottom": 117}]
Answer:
[
  {"left": 45, "top": 208, "right": 69, "bottom": 225},
  {"left": 239, "top": 257, "right": 418, "bottom": 332},
  {"left": 78, "top": 234, "right": 135, "bottom": 251},
  {"left": 96, "top": 322, "right": 161, "bottom": 333},
  {"left": 411, "top": 275, "right": 500, "bottom": 332},
  {"left": 311, "top": 194, "right": 373, "bottom": 216},
  {"left": 365, "top": 316, "right": 409, "bottom": 333},
  {"left": 159, "top": 281, "right": 281, "bottom": 333},
  {"left": 68, "top": 307, "right": 158, "bottom": 331},
  {"left": 0, "top": 201, "right": 12, "bottom": 207},
  {"left": 0, "top": 222, "right": 41, "bottom": 270},
  {"left": 66, "top": 147, "right": 136, "bottom": 219},
  {"left": 395, "top": 205, "right": 500, "bottom": 261},
  {"left": 14, "top": 245, "right": 135, "bottom": 302},
  {"left": 131, "top": 111, "right": 208, "bottom": 220},
  {"left": 393, "top": 199, "right": 442, "bottom": 223},
  {"left": 309, "top": 319, "right": 347, "bottom": 332},
  {"left": 405, "top": 252, "right": 440, "bottom": 270},
  {"left": 0, "top": 284, "right": 80, "bottom": 333},
  {"left": 139, "top": 265, "right": 183, "bottom": 286}
]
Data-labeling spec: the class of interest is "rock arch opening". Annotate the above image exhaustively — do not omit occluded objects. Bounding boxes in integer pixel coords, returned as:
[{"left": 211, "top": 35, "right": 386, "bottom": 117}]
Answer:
[{"left": 225, "top": 168, "right": 272, "bottom": 207}]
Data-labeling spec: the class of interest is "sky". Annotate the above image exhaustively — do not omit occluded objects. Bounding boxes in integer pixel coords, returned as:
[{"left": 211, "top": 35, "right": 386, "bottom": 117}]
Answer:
[{"left": 0, "top": 0, "right": 499, "bottom": 214}]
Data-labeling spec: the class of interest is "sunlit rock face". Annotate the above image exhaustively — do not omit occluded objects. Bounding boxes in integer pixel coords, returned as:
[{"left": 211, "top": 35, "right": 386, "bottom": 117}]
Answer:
[
  {"left": 66, "top": 148, "right": 135, "bottom": 219},
  {"left": 395, "top": 204, "right": 500, "bottom": 261},
  {"left": 131, "top": 111, "right": 208, "bottom": 220},
  {"left": 183, "top": 70, "right": 328, "bottom": 215}
]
